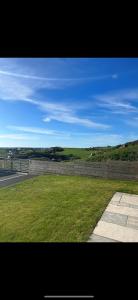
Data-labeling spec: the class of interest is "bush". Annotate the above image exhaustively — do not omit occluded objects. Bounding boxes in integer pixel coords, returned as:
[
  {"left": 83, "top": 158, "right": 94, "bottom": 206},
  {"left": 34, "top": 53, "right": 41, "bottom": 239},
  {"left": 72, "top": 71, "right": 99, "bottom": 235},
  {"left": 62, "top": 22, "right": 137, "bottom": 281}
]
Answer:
[{"left": 48, "top": 147, "right": 64, "bottom": 154}]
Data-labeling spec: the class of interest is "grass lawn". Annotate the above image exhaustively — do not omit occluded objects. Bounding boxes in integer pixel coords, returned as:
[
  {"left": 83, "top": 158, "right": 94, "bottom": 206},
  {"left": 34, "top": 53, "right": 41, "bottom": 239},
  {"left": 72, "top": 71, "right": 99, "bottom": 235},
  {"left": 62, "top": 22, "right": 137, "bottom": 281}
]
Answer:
[
  {"left": 62, "top": 148, "right": 90, "bottom": 160},
  {"left": 1, "top": 174, "right": 138, "bottom": 242}
]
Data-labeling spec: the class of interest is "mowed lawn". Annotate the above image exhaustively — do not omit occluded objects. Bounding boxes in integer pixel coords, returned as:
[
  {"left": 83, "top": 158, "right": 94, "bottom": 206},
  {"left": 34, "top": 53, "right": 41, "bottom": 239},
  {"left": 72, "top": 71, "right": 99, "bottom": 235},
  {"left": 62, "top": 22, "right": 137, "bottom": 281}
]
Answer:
[{"left": 1, "top": 174, "right": 138, "bottom": 242}]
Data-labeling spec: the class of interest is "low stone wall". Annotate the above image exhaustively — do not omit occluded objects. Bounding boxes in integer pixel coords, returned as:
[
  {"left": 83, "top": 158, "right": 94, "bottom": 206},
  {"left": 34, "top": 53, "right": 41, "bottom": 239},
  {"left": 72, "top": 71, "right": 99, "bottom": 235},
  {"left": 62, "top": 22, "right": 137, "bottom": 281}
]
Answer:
[
  {"left": 12, "top": 159, "right": 29, "bottom": 172},
  {"left": 0, "top": 159, "right": 29, "bottom": 173},
  {"left": 1, "top": 158, "right": 138, "bottom": 180},
  {"left": 29, "top": 160, "right": 138, "bottom": 180}
]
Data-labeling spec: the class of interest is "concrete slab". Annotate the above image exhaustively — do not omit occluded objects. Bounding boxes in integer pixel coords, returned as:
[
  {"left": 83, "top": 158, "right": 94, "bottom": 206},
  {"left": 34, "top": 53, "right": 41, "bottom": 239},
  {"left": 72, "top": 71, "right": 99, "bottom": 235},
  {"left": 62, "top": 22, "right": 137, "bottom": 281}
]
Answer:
[
  {"left": 111, "top": 192, "right": 123, "bottom": 199},
  {"left": 110, "top": 200, "right": 120, "bottom": 205},
  {"left": 127, "top": 216, "right": 138, "bottom": 230},
  {"left": 88, "top": 192, "right": 138, "bottom": 242},
  {"left": 101, "top": 211, "right": 127, "bottom": 226},
  {"left": 117, "top": 202, "right": 131, "bottom": 207},
  {"left": 93, "top": 221, "right": 138, "bottom": 242},
  {"left": 118, "top": 202, "right": 138, "bottom": 209},
  {"left": 106, "top": 204, "right": 138, "bottom": 218},
  {"left": 110, "top": 192, "right": 122, "bottom": 204},
  {"left": 121, "top": 194, "right": 138, "bottom": 206},
  {"left": 129, "top": 204, "right": 138, "bottom": 209},
  {"left": 88, "top": 233, "right": 117, "bottom": 242}
]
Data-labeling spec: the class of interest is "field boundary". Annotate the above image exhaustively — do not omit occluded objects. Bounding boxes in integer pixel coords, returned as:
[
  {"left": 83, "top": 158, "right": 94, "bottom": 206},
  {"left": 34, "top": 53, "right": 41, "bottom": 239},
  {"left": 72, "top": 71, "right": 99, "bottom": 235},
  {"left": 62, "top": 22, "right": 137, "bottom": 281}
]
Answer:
[{"left": 1, "top": 158, "right": 138, "bottom": 180}]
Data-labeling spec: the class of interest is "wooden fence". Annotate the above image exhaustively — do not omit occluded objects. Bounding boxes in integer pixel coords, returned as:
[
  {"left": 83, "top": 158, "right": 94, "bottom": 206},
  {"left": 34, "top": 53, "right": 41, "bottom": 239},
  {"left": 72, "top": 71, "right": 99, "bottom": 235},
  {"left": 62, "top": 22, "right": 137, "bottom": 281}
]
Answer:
[{"left": 0, "top": 158, "right": 138, "bottom": 180}]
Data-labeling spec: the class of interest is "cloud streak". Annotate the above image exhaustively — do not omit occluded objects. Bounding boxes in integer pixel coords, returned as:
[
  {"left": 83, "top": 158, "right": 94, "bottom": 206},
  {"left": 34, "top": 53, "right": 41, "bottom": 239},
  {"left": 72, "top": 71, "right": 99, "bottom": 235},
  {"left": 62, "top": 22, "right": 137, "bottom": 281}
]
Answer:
[
  {"left": 0, "top": 134, "right": 38, "bottom": 140},
  {"left": 43, "top": 112, "right": 110, "bottom": 129},
  {"left": 0, "top": 59, "right": 113, "bottom": 131},
  {"left": 0, "top": 69, "right": 118, "bottom": 82},
  {"left": 95, "top": 89, "right": 138, "bottom": 114},
  {"left": 7, "top": 125, "right": 71, "bottom": 137}
]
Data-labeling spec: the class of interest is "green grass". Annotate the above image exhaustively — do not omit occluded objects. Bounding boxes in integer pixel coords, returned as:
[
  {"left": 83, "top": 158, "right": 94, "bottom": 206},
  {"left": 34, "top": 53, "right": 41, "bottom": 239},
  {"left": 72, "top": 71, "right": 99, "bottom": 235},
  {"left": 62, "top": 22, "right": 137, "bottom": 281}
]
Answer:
[
  {"left": 62, "top": 144, "right": 138, "bottom": 162},
  {"left": 1, "top": 144, "right": 138, "bottom": 161},
  {"left": 62, "top": 148, "right": 90, "bottom": 160},
  {"left": 0, "top": 174, "right": 138, "bottom": 242}
]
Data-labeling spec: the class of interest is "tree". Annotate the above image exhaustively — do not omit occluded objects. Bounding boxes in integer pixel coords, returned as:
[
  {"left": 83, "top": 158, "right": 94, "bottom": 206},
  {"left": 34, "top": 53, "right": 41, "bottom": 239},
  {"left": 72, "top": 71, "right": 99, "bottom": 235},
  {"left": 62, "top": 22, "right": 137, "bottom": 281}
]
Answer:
[{"left": 48, "top": 147, "right": 64, "bottom": 154}]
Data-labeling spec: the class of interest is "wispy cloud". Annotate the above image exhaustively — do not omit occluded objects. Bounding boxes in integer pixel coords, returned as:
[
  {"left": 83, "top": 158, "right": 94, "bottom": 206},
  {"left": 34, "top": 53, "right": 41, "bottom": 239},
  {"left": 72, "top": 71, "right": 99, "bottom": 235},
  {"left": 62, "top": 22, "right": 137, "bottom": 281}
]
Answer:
[
  {"left": 0, "top": 58, "right": 114, "bottom": 131},
  {"left": 95, "top": 89, "right": 138, "bottom": 114},
  {"left": 0, "top": 57, "right": 119, "bottom": 100},
  {"left": 21, "top": 98, "right": 110, "bottom": 129},
  {"left": 24, "top": 98, "right": 71, "bottom": 113},
  {"left": 43, "top": 112, "right": 110, "bottom": 129},
  {"left": 0, "top": 69, "right": 118, "bottom": 82},
  {"left": 0, "top": 134, "right": 38, "bottom": 140},
  {"left": 7, "top": 125, "right": 71, "bottom": 137}
]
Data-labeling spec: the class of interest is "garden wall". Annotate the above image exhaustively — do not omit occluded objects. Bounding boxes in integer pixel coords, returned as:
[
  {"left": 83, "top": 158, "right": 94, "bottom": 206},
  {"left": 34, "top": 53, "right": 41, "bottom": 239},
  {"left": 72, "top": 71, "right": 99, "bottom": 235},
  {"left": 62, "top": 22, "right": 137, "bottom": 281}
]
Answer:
[
  {"left": 0, "top": 159, "right": 29, "bottom": 173},
  {"left": 29, "top": 160, "right": 138, "bottom": 180},
  {"left": 1, "top": 158, "right": 138, "bottom": 180}
]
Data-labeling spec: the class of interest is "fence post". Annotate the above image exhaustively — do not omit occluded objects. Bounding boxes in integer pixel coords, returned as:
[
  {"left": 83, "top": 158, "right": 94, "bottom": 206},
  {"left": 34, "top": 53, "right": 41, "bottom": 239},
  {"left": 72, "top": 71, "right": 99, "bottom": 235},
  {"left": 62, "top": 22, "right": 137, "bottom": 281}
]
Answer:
[
  {"left": 11, "top": 159, "right": 13, "bottom": 170},
  {"left": 28, "top": 159, "right": 30, "bottom": 173}
]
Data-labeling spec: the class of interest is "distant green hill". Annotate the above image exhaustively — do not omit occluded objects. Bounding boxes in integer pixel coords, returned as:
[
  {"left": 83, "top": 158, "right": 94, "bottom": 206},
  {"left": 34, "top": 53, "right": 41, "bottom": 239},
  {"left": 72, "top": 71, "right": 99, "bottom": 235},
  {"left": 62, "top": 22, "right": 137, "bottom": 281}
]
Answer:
[
  {"left": 63, "top": 141, "right": 138, "bottom": 161},
  {"left": 1, "top": 140, "right": 138, "bottom": 161},
  {"left": 86, "top": 142, "right": 138, "bottom": 161}
]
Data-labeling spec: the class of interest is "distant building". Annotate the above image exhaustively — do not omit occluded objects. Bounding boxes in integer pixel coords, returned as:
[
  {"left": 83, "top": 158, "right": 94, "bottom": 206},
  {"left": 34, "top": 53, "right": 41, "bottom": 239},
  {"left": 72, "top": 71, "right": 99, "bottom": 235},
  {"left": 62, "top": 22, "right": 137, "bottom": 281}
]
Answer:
[
  {"left": 9, "top": 150, "right": 13, "bottom": 154},
  {"left": 7, "top": 150, "right": 13, "bottom": 159}
]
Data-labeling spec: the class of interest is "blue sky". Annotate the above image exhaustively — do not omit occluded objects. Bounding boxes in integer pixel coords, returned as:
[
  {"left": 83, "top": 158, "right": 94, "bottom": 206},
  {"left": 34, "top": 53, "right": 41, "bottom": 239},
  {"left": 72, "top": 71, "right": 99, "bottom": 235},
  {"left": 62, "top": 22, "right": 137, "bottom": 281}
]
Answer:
[{"left": 0, "top": 57, "right": 138, "bottom": 148}]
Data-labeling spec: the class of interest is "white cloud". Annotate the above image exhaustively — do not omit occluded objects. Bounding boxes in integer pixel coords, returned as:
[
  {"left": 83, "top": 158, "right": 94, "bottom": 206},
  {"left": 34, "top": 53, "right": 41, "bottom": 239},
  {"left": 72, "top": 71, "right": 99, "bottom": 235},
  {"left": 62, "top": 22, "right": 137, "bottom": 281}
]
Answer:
[
  {"left": 44, "top": 117, "right": 51, "bottom": 122},
  {"left": 0, "top": 134, "right": 38, "bottom": 140},
  {"left": 7, "top": 125, "right": 71, "bottom": 137},
  {"left": 95, "top": 89, "right": 138, "bottom": 114},
  {"left": 22, "top": 98, "right": 110, "bottom": 129},
  {"left": 0, "top": 69, "right": 118, "bottom": 82},
  {"left": 0, "top": 58, "right": 119, "bottom": 101},
  {"left": 43, "top": 112, "right": 110, "bottom": 129},
  {"left": 0, "top": 58, "right": 112, "bottom": 130}
]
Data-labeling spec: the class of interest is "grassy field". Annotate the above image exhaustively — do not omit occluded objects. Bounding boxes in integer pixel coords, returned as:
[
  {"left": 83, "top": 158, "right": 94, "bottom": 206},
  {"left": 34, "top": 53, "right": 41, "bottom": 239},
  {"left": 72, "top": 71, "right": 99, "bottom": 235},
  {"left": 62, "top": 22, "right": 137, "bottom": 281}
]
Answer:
[
  {"left": 62, "top": 148, "right": 90, "bottom": 160},
  {"left": 1, "top": 143, "right": 138, "bottom": 161},
  {"left": 63, "top": 144, "right": 138, "bottom": 162},
  {"left": 0, "top": 174, "right": 138, "bottom": 242}
]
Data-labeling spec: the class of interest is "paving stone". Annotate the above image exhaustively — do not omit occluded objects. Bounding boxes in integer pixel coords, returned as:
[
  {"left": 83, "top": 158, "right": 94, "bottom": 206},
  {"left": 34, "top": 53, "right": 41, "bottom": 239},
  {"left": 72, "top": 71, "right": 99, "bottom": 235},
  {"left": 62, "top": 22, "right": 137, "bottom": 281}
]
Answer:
[
  {"left": 106, "top": 204, "right": 138, "bottom": 218},
  {"left": 121, "top": 194, "right": 138, "bottom": 206},
  {"left": 88, "top": 233, "right": 117, "bottom": 242},
  {"left": 88, "top": 192, "right": 138, "bottom": 242},
  {"left": 110, "top": 200, "right": 120, "bottom": 205},
  {"left": 112, "top": 192, "right": 123, "bottom": 198},
  {"left": 119, "top": 202, "right": 138, "bottom": 209},
  {"left": 129, "top": 204, "right": 138, "bottom": 209},
  {"left": 117, "top": 202, "right": 130, "bottom": 208},
  {"left": 126, "top": 216, "right": 138, "bottom": 230},
  {"left": 110, "top": 192, "right": 122, "bottom": 204},
  {"left": 101, "top": 211, "right": 127, "bottom": 226},
  {"left": 122, "top": 193, "right": 138, "bottom": 198},
  {"left": 93, "top": 221, "right": 138, "bottom": 242}
]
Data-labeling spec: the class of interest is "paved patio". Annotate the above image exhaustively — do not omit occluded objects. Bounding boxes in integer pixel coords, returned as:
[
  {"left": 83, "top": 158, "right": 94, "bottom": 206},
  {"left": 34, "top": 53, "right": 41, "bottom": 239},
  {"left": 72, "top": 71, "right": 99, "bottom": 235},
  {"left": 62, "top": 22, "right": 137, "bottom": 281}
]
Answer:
[{"left": 88, "top": 192, "right": 138, "bottom": 242}]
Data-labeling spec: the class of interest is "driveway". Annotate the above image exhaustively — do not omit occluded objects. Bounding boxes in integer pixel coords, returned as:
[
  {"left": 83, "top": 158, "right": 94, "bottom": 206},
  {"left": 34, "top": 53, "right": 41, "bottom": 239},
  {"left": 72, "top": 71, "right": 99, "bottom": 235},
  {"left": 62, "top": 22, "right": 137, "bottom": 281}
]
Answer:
[{"left": 0, "top": 169, "right": 35, "bottom": 188}]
